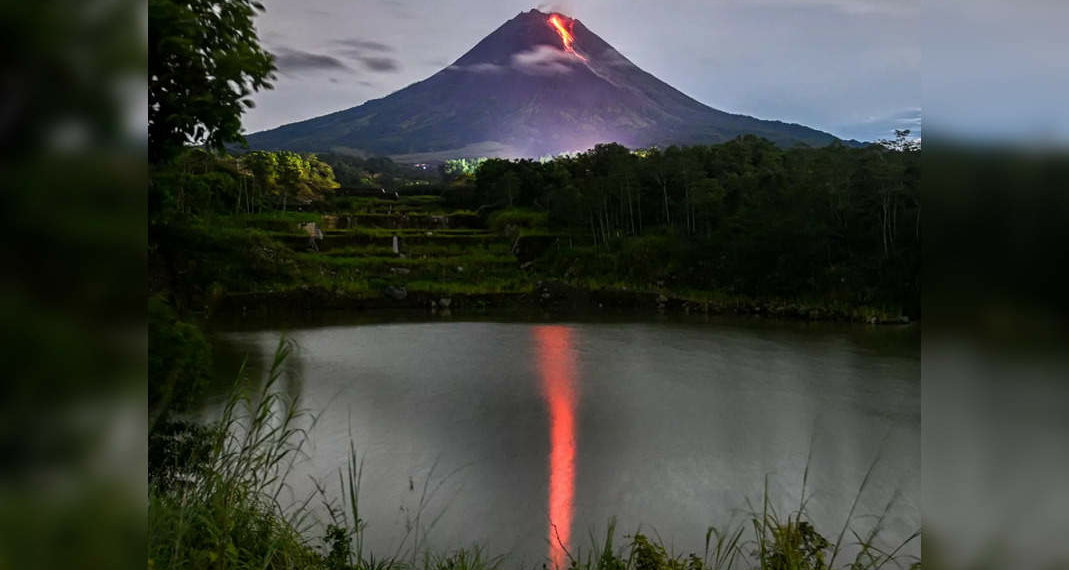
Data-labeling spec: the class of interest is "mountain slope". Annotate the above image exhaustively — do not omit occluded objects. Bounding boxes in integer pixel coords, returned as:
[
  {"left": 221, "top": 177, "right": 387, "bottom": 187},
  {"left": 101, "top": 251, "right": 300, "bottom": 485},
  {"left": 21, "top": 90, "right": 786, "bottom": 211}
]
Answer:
[{"left": 246, "top": 9, "right": 844, "bottom": 158}]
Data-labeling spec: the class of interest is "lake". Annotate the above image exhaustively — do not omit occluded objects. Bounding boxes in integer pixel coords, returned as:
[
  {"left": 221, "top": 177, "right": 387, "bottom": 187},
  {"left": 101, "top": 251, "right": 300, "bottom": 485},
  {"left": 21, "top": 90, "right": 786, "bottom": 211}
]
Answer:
[{"left": 205, "top": 312, "right": 919, "bottom": 567}]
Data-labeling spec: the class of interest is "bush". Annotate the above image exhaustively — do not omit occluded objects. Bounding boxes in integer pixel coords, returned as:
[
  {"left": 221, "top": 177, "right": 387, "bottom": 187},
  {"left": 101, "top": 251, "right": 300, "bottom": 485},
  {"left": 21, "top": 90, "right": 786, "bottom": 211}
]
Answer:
[
  {"left": 487, "top": 208, "right": 549, "bottom": 234},
  {"left": 150, "top": 221, "right": 301, "bottom": 300}
]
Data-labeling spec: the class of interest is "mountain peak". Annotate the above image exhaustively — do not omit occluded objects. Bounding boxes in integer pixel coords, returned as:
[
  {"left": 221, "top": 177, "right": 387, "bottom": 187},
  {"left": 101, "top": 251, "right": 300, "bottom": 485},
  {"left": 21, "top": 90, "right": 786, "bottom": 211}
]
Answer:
[
  {"left": 245, "top": 10, "right": 843, "bottom": 159},
  {"left": 453, "top": 8, "right": 590, "bottom": 68}
]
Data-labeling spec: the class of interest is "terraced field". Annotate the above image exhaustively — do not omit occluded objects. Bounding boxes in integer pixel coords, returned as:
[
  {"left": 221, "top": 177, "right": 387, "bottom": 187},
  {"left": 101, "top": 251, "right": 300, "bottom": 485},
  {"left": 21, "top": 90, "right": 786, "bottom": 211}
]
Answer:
[
  {"left": 232, "top": 195, "right": 545, "bottom": 300},
  {"left": 200, "top": 195, "right": 907, "bottom": 322}
]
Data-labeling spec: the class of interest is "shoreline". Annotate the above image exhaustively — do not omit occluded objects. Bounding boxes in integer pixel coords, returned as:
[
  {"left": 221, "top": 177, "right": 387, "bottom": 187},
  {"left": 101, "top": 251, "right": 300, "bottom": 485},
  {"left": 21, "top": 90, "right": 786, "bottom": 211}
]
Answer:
[{"left": 211, "top": 281, "right": 915, "bottom": 325}]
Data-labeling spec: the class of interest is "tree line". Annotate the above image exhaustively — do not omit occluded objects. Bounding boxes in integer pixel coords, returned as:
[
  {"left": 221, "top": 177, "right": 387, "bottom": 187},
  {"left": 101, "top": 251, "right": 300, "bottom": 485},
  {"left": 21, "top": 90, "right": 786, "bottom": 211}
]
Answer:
[
  {"left": 451, "top": 134, "right": 920, "bottom": 311},
  {"left": 150, "top": 149, "right": 340, "bottom": 220}
]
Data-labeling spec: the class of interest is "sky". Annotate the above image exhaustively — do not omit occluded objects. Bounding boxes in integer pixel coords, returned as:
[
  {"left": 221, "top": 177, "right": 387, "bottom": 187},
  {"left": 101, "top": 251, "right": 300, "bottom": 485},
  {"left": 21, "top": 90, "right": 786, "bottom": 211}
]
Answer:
[{"left": 244, "top": 0, "right": 922, "bottom": 142}]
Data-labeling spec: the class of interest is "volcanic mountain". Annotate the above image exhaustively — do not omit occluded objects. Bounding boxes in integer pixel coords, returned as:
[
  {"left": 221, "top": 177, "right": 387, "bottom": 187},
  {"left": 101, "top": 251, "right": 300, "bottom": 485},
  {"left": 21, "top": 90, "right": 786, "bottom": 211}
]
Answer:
[{"left": 245, "top": 9, "right": 845, "bottom": 159}]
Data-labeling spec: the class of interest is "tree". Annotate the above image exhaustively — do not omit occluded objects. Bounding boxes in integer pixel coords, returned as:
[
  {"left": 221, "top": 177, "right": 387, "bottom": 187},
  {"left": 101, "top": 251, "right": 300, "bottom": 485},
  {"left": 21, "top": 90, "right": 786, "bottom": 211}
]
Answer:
[
  {"left": 276, "top": 151, "right": 307, "bottom": 212},
  {"left": 149, "top": 0, "right": 276, "bottom": 162},
  {"left": 242, "top": 150, "right": 278, "bottom": 212},
  {"left": 305, "top": 155, "right": 341, "bottom": 200},
  {"left": 879, "top": 129, "right": 920, "bottom": 152}
]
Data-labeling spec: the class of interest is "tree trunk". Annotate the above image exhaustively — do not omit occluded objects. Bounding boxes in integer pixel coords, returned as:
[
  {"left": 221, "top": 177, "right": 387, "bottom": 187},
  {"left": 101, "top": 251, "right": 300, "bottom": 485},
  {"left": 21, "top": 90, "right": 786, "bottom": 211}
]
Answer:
[
  {"left": 915, "top": 202, "right": 920, "bottom": 241},
  {"left": 881, "top": 193, "right": 890, "bottom": 257},
  {"left": 637, "top": 192, "right": 643, "bottom": 234},
  {"left": 662, "top": 180, "right": 671, "bottom": 226},
  {"left": 627, "top": 188, "right": 635, "bottom": 236}
]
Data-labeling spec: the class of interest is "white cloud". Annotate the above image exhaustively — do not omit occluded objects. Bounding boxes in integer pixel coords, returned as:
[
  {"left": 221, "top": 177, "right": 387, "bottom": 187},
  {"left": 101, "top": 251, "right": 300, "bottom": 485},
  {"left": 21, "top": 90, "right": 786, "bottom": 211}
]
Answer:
[
  {"left": 511, "top": 45, "right": 577, "bottom": 75},
  {"left": 448, "top": 62, "right": 507, "bottom": 73}
]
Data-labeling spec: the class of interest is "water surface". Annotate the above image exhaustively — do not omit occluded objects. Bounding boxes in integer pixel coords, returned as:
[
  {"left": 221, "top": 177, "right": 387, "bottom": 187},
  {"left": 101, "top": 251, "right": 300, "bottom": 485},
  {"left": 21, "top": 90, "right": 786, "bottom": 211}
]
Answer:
[{"left": 207, "top": 313, "right": 919, "bottom": 566}]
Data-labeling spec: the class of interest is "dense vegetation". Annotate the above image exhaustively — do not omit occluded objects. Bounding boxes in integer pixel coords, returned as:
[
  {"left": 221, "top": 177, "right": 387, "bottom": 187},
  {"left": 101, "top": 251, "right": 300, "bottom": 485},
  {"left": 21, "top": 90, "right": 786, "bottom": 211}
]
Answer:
[
  {"left": 150, "top": 148, "right": 341, "bottom": 219},
  {"left": 150, "top": 135, "right": 919, "bottom": 321},
  {"left": 451, "top": 136, "right": 919, "bottom": 312}
]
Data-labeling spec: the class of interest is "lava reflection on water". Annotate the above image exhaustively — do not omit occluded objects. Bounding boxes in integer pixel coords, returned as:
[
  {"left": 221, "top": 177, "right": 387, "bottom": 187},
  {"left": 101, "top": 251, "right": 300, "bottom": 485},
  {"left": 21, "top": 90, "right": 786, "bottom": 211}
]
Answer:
[{"left": 534, "top": 326, "right": 578, "bottom": 570}]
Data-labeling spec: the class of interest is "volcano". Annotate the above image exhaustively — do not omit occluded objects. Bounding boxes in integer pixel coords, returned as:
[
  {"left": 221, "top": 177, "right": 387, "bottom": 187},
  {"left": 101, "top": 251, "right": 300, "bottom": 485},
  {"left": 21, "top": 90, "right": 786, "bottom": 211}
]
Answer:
[{"left": 246, "top": 9, "right": 846, "bottom": 159}]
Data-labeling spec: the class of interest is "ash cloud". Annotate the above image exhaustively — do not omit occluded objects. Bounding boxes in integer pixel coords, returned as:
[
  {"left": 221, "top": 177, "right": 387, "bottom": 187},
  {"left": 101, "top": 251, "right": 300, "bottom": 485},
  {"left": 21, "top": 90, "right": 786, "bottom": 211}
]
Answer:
[
  {"left": 537, "top": 2, "right": 577, "bottom": 16},
  {"left": 271, "top": 46, "right": 352, "bottom": 75}
]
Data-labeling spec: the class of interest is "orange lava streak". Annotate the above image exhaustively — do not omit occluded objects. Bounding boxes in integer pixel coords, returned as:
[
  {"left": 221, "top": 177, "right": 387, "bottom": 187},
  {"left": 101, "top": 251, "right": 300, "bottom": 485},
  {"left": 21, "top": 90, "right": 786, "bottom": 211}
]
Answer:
[
  {"left": 534, "top": 326, "right": 578, "bottom": 570},
  {"left": 547, "top": 14, "right": 587, "bottom": 61}
]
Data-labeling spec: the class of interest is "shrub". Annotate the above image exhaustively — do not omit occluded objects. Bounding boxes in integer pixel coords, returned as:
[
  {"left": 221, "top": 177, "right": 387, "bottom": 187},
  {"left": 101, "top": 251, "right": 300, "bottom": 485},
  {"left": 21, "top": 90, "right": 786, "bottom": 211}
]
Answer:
[
  {"left": 148, "top": 295, "right": 211, "bottom": 419},
  {"left": 487, "top": 208, "right": 549, "bottom": 234}
]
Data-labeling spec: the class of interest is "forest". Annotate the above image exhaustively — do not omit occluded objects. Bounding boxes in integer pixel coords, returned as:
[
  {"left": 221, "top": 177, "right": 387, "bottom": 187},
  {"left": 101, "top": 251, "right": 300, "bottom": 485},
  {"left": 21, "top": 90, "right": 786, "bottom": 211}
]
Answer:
[{"left": 445, "top": 135, "right": 919, "bottom": 311}]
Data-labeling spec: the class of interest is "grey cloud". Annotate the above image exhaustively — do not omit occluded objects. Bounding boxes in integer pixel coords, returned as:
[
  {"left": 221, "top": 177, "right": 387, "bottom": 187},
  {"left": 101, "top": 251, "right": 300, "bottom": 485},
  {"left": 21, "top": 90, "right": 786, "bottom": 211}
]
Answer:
[
  {"left": 333, "top": 39, "right": 394, "bottom": 53},
  {"left": 272, "top": 46, "right": 352, "bottom": 75},
  {"left": 328, "top": 38, "right": 400, "bottom": 72},
  {"left": 358, "top": 56, "right": 400, "bottom": 72}
]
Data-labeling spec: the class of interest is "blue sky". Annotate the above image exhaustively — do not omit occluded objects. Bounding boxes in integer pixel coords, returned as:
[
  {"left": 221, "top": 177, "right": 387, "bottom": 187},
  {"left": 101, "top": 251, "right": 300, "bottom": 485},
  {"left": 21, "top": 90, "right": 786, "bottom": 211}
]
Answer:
[{"left": 244, "top": 0, "right": 921, "bottom": 142}]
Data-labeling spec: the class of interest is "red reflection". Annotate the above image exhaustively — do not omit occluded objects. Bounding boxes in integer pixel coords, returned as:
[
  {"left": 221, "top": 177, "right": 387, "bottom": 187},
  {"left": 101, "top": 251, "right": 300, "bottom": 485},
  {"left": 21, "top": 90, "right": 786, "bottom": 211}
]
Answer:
[{"left": 534, "top": 326, "right": 578, "bottom": 569}]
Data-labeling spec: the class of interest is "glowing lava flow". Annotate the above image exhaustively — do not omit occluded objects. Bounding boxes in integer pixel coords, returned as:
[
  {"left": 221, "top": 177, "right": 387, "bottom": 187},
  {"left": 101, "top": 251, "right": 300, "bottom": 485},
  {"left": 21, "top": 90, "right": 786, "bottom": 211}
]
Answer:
[
  {"left": 547, "top": 13, "right": 587, "bottom": 61},
  {"left": 534, "top": 326, "right": 579, "bottom": 570}
]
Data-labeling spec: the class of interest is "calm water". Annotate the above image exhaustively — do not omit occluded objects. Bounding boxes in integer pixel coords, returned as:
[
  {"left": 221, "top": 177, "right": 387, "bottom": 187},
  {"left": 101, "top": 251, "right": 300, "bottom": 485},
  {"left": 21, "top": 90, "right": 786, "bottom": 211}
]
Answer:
[{"left": 206, "top": 313, "right": 919, "bottom": 566}]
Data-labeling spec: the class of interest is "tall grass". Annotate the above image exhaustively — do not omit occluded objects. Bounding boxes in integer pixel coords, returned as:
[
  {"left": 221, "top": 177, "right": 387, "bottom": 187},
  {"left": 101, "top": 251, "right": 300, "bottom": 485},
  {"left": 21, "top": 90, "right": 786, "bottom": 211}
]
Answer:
[
  {"left": 148, "top": 338, "right": 919, "bottom": 570},
  {"left": 558, "top": 466, "right": 918, "bottom": 570},
  {"left": 149, "top": 338, "right": 320, "bottom": 569},
  {"left": 148, "top": 338, "right": 499, "bottom": 570}
]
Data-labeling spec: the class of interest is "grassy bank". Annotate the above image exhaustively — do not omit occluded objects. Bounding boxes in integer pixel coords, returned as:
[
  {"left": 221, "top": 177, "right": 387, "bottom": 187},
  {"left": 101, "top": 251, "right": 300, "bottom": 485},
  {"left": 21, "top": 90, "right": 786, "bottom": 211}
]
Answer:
[{"left": 149, "top": 339, "right": 919, "bottom": 570}]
